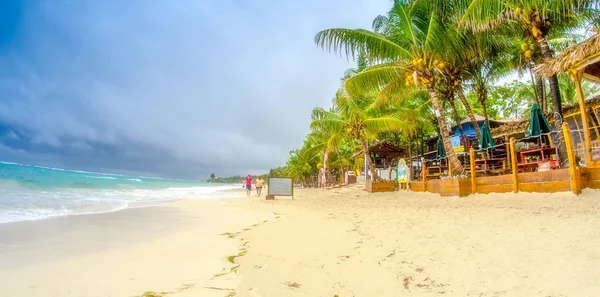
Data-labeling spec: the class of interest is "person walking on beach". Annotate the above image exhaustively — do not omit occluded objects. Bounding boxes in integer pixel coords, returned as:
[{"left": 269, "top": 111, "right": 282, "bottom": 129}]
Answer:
[
  {"left": 255, "top": 176, "right": 265, "bottom": 196},
  {"left": 244, "top": 175, "right": 252, "bottom": 197}
]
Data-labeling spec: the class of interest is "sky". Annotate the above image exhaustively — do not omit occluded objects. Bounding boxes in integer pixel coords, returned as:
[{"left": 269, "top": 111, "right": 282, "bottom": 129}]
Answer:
[{"left": 0, "top": 0, "right": 392, "bottom": 179}]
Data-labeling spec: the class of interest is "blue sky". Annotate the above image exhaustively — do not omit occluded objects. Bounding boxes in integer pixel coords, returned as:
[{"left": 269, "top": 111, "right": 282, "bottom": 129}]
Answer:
[{"left": 0, "top": 0, "right": 392, "bottom": 178}]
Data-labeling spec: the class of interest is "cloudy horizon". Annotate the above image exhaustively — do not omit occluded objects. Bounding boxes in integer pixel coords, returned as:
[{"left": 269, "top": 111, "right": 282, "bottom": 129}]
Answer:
[{"left": 0, "top": 0, "right": 391, "bottom": 179}]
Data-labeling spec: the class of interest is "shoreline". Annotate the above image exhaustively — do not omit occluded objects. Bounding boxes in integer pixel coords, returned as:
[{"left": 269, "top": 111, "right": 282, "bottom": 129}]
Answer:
[{"left": 0, "top": 196, "right": 274, "bottom": 297}]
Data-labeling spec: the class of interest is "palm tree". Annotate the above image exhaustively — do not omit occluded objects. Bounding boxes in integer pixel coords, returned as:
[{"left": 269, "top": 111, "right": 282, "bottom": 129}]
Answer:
[
  {"left": 439, "top": 63, "right": 482, "bottom": 142},
  {"left": 308, "top": 114, "right": 348, "bottom": 184},
  {"left": 460, "top": 29, "right": 515, "bottom": 128},
  {"left": 284, "top": 136, "right": 324, "bottom": 186},
  {"left": 556, "top": 72, "right": 600, "bottom": 105},
  {"left": 310, "top": 89, "right": 411, "bottom": 181},
  {"left": 315, "top": 0, "right": 468, "bottom": 175},
  {"left": 457, "top": 0, "right": 598, "bottom": 166}
]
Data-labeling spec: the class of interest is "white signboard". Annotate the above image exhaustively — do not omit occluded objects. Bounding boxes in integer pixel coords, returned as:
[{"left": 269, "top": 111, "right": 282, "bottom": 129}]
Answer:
[{"left": 268, "top": 177, "right": 294, "bottom": 197}]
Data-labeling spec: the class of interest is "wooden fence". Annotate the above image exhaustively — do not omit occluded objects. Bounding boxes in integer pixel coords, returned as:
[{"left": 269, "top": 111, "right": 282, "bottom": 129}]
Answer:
[{"left": 408, "top": 123, "right": 600, "bottom": 196}]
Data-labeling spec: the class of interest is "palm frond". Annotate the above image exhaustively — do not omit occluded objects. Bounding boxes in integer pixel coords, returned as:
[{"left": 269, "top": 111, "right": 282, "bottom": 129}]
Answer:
[
  {"left": 315, "top": 28, "right": 411, "bottom": 63},
  {"left": 345, "top": 64, "right": 410, "bottom": 98},
  {"left": 363, "top": 115, "right": 411, "bottom": 134}
]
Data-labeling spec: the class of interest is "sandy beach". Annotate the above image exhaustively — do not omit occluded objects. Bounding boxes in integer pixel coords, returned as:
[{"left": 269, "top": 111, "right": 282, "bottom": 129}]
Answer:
[
  {"left": 231, "top": 186, "right": 600, "bottom": 297},
  {"left": 2, "top": 187, "right": 600, "bottom": 297},
  {"left": 0, "top": 199, "right": 274, "bottom": 297}
]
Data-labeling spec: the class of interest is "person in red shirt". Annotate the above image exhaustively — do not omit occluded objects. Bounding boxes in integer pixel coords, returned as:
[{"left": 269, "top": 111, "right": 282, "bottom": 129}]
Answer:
[{"left": 244, "top": 175, "right": 252, "bottom": 197}]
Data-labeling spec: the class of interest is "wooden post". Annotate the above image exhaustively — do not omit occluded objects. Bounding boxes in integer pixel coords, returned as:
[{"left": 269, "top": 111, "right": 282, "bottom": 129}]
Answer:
[
  {"left": 573, "top": 70, "right": 592, "bottom": 166},
  {"left": 509, "top": 137, "right": 519, "bottom": 193},
  {"left": 505, "top": 136, "right": 511, "bottom": 169},
  {"left": 448, "top": 158, "right": 453, "bottom": 176},
  {"left": 469, "top": 148, "right": 476, "bottom": 194},
  {"left": 562, "top": 123, "right": 579, "bottom": 194},
  {"left": 422, "top": 158, "right": 426, "bottom": 183}
]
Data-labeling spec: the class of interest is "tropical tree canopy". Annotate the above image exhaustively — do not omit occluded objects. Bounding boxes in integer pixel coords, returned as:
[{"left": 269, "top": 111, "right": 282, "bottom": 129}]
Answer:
[{"left": 269, "top": 0, "right": 599, "bottom": 182}]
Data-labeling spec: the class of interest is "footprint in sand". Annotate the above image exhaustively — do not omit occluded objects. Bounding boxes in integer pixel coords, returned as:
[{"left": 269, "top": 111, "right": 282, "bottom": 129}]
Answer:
[{"left": 248, "top": 287, "right": 263, "bottom": 297}]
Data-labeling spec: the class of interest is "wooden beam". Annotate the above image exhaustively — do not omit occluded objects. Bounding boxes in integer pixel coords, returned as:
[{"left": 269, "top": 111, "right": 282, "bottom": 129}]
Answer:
[
  {"left": 572, "top": 69, "right": 593, "bottom": 165},
  {"left": 562, "top": 122, "right": 580, "bottom": 194},
  {"left": 470, "top": 148, "right": 476, "bottom": 194},
  {"left": 509, "top": 137, "right": 519, "bottom": 193}
]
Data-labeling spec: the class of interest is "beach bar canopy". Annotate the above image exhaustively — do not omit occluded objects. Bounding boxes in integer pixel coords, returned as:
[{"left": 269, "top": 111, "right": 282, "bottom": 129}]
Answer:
[
  {"left": 436, "top": 138, "right": 446, "bottom": 159},
  {"left": 536, "top": 32, "right": 600, "bottom": 166},
  {"left": 352, "top": 140, "right": 405, "bottom": 168},
  {"left": 479, "top": 123, "right": 496, "bottom": 152},
  {"left": 528, "top": 103, "right": 551, "bottom": 137}
]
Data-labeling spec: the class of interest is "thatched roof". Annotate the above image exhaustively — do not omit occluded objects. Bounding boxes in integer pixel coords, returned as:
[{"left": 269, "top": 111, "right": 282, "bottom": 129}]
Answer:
[
  {"left": 491, "top": 94, "right": 600, "bottom": 136},
  {"left": 351, "top": 140, "right": 405, "bottom": 159},
  {"left": 535, "top": 33, "right": 600, "bottom": 82},
  {"left": 491, "top": 119, "right": 528, "bottom": 136},
  {"left": 369, "top": 140, "right": 405, "bottom": 159}
]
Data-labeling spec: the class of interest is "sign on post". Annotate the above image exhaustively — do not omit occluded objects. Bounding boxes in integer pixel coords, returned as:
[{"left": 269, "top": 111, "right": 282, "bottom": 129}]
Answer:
[{"left": 267, "top": 177, "right": 294, "bottom": 200}]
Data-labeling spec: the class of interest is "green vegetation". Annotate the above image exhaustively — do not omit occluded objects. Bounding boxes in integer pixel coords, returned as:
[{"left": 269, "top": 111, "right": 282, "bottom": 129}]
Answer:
[
  {"left": 270, "top": 0, "right": 598, "bottom": 180},
  {"left": 207, "top": 174, "right": 270, "bottom": 183}
]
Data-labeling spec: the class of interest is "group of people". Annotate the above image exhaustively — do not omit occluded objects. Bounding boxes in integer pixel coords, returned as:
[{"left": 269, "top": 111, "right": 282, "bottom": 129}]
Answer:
[{"left": 243, "top": 175, "right": 265, "bottom": 197}]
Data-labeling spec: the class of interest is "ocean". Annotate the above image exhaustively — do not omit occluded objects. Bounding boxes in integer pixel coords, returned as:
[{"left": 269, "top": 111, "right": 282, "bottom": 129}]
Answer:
[{"left": 0, "top": 161, "right": 243, "bottom": 224}]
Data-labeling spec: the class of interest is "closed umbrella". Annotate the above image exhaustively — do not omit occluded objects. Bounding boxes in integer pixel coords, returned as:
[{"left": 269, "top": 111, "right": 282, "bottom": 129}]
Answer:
[
  {"left": 528, "top": 103, "right": 551, "bottom": 137},
  {"left": 436, "top": 138, "right": 446, "bottom": 159},
  {"left": 479, "top": 123, "right": 496, "bottom": 152}
]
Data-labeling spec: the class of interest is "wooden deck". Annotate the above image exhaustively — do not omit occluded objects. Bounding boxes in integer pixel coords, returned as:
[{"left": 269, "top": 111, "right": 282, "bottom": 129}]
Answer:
[
  {"left": 366, "top": 181, "right": 399, "bottom": 193},
  {"left": 408, "top": 168, "right": 585, "bottom": 196}
]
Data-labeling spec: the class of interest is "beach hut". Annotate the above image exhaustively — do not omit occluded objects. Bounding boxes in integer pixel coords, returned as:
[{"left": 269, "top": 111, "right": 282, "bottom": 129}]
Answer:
[
  {"left": 351, "top": 140, "right": 405, "bottom": 181},
  {"left": 536, "top": 32, "right": 600, "bottom": 166}
]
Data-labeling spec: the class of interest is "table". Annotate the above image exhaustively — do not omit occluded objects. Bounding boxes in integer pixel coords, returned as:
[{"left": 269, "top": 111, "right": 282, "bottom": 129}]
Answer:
[
  {"left": 517, "top": 160, "right": 559, "bottom": 172},
  {"left": 518, "top": 147, "right": 559, "bottom": 172},
  {"left": 519, "top": 147, "right": 558, "bottom": 163},
  {"left": 426, "top": 165, "right": 448, "bottom": 179},
  {"left": 473, "top": 158, "right": 507, "bottom": 176}
]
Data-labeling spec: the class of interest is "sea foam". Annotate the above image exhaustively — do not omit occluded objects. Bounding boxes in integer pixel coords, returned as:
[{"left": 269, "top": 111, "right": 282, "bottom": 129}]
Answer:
[{"left": 0, "top": 162, "right": 243, "bottom": 223}]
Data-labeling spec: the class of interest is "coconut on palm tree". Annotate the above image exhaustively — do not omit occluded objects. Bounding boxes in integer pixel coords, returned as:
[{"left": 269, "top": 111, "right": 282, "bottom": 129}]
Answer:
[
  {"left": 456, "top": 0, "right": 598, "bottom": 166},
  {"left": 315, "top": 0, "right": 469, "bottom": 175}
]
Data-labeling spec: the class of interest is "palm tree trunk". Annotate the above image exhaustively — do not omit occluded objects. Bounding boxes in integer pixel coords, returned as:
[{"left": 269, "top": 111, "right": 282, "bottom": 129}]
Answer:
[
  {"left": 448, "top": 97, "right": 467, "bottom": 152},
  {"left": 536, "top": 76, "right": 547, "bottom": 112},
  {"left": 478, "top": 87, "right": 491, "bottom": 128},
  {"left": 359, "top": 138, "right": 380, "bottom": 181},
  {"left": 427, "top": 85, "right": 465, "bottom": 176},
  {"left": 408, "top": 135, "right": 413, "bottom": 181},
  {"left": 335, "top": 148, "right": 344, "bottom": 184},
  {"left": 535, "top": 34, "right": 569, "bottom": 167},
  {"left": 456, "top": 86, "right": 481, "bottom": 142}
]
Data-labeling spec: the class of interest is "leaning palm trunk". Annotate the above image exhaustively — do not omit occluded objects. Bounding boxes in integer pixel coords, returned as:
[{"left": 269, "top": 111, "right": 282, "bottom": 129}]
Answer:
[
  {"left": 427, "top": 85, "right": 465, "bottom": 176},
  {"left": 456, "top": 86, "right": 481, "bottom": 142},
  {"left": 535, "top": 34, "right": 569, "bottom": 167},
  {"left": 359, "top": 138, "right": 380, "bottom": 181}
]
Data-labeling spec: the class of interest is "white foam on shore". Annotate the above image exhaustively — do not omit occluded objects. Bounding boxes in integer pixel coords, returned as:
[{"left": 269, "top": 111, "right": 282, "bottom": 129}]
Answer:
[{"left": 0, "top": 184, "right": 244, "bottom": 224}]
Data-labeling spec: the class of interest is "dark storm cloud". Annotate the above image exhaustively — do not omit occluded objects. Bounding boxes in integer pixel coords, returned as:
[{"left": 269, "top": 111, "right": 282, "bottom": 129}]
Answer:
[{"left": 0, "top": 0, "right": 391, "bottom": 178}]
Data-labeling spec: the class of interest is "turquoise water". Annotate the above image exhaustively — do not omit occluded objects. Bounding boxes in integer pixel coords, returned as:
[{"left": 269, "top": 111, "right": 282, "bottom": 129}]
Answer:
[{"left": 0, "top": 161, "right": 242, "bottom": 223}]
